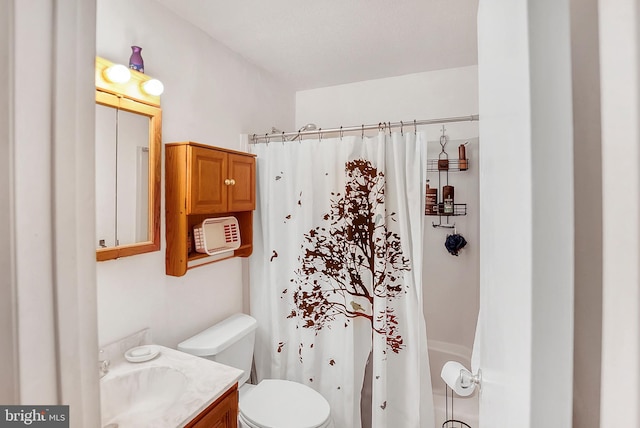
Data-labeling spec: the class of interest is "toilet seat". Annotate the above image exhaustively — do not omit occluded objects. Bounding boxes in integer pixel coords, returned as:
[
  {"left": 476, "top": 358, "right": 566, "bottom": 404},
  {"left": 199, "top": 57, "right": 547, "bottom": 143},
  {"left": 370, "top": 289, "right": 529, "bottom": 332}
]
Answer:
[
  {"left": 239, "top": 413, "right": 332, "bottom": 428},
  {"left": 239, "top": 379, "right": 331, "bottom": 428}
]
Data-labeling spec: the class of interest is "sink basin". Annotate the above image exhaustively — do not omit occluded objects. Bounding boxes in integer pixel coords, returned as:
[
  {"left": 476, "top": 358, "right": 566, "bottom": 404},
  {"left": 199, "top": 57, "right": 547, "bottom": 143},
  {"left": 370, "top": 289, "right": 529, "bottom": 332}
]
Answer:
[
  {"left": 101, "top": 366, "right": 188, "bottom": 426},
  {"left": 98, "top": 345, "right": 243, "bottom": 428}
]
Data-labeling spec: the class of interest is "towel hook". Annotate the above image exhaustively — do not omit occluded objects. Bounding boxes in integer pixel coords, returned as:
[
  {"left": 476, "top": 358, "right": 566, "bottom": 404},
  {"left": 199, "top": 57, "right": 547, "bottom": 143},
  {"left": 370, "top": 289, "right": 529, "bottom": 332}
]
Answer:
[{"left": 439, "top": 126, "right": 448, "bottom": 152}]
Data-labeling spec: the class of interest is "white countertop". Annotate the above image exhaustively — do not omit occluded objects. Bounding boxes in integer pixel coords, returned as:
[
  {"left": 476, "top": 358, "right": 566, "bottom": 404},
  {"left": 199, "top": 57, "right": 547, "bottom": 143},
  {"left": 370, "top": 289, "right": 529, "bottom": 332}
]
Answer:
[{"left": 100, "top": 345, "right": 243, "bottom": 428}]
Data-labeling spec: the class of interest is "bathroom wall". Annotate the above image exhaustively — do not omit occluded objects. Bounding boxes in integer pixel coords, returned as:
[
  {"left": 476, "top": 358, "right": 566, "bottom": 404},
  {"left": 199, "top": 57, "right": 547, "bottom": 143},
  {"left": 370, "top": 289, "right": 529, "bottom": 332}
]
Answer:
[
  {"left": 598, "top": 0, "right": 640, "bottom": 425},
  {"left": 295, "top": 65, "right": 480, "bottom": 354},
  {"left": 95, "top": 0, "right": 296, "bottom": 348}
]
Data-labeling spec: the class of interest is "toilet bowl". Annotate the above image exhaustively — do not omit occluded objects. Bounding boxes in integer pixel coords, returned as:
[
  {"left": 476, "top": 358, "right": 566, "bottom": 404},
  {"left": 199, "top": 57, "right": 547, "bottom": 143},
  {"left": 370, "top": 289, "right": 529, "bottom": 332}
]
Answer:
[
  {"left": 238, "top": 380, "right": 332, "bottom": 428},
  {"left": 177, "top": 313, "right": 334, "bottom": 428}
]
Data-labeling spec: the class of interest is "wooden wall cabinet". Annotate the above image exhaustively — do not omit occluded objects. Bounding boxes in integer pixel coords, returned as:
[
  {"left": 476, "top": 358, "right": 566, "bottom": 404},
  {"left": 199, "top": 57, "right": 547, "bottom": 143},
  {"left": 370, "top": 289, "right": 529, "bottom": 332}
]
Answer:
[
  {"left": 166, "top": 142, "right": 256, "bottom": 277},
  {"left": 185, "top": 383, "right": 238, "bottom": 428},
  {"left": 188, "top": 146, "right": 255, "bottom": 214}
]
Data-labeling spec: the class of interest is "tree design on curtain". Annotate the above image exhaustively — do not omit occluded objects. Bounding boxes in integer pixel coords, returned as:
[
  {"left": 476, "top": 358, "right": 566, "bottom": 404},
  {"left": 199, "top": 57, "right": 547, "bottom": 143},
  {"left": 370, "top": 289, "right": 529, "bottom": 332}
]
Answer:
[{"left": 288, "top": 159, "right": 410, "bottom": 354}]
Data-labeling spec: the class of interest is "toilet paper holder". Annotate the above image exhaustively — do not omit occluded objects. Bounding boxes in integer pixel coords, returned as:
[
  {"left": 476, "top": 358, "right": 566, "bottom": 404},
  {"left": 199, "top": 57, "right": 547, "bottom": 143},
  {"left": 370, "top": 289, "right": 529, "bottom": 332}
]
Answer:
[
  {"left": 440, "top": 361, "right": 482, "bottom": 396},
  {"left": 459, "top": 367, "right": 482, "bottom": 391}
]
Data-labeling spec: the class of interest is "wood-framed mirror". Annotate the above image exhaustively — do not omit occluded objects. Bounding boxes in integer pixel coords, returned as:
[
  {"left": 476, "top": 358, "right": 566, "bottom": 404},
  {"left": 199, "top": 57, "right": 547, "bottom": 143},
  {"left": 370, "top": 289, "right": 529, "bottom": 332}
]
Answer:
[{"left": 95, "top": 56, "right": 161, "bottom": 261}]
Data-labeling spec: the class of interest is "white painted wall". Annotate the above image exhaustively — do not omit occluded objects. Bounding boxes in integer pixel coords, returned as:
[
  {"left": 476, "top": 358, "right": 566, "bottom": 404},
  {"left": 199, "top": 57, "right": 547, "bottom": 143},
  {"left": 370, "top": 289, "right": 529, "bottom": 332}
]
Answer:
[
  {"left": 598, "top": 0, "right": 640, "bottom": 425},
  {"left": 95, "top": 0, "right": 296, "bottom": 348},
  {"left": 297, "top": 67, "right": 479, "bottom": 143},
  {"left": 476, "top": 0, "right": 574, "bottom": 426},
  {"left": 296, "top": 66, "right": 480, "bottom": 355}
]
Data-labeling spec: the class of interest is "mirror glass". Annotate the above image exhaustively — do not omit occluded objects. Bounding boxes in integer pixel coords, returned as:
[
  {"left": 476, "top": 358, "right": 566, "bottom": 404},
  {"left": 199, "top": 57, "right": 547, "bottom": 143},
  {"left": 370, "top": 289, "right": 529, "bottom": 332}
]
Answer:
[
  {"left": 95, "top": 106, "right": 150, "bottom": 248},
  {"left": 95, "top": 56, "right": 161, "bottom": 261},
  {"left": 95, "top": 104, "right": 117, "bottom": 248}
]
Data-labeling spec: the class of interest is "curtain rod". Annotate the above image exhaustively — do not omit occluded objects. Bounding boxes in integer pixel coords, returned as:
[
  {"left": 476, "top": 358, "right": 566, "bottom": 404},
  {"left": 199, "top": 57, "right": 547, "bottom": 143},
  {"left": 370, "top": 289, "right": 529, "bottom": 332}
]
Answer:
[{"left": 250, "top": 114, "right": 479, "bottom": 144}]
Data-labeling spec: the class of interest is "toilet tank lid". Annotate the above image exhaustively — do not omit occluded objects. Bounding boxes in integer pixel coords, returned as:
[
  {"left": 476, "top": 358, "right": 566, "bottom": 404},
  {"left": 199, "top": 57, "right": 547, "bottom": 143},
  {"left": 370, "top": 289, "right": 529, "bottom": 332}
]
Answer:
[{"left": 177, "top": 313, "right": 257, "bottom": 356}]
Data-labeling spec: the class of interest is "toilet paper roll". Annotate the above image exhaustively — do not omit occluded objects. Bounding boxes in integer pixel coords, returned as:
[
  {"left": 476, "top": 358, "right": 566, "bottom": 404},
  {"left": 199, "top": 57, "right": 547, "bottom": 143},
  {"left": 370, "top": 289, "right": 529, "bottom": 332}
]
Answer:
[{"left": 440, "top": 361, "right": 475, "bottom": 397}]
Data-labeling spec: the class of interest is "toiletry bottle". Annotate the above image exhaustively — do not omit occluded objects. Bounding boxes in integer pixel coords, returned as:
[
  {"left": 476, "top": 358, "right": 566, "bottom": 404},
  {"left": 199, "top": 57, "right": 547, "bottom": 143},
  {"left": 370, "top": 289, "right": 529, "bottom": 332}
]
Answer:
[
  {"left": 425, "top": 182, "right": 438, "bottom": 215},
  {"left": 458, "top": 143, "right": 468, "bottom": 171},
  {"left": 443, "top": 185, "right": 455, "bottom": 214}
]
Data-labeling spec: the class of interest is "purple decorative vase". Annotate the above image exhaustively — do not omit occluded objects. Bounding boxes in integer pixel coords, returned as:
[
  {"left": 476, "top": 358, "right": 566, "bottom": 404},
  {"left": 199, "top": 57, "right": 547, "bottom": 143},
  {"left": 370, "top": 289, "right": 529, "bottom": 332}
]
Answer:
[{"left": 129, "top": 46, "right": 144, "bottom": 73}]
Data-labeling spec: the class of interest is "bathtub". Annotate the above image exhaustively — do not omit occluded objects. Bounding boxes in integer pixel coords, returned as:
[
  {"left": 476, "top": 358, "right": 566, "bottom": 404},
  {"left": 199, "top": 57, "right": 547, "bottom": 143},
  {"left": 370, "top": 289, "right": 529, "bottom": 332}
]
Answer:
[{"left": 428, "top": 340, "right": 478, "bottom": 428}]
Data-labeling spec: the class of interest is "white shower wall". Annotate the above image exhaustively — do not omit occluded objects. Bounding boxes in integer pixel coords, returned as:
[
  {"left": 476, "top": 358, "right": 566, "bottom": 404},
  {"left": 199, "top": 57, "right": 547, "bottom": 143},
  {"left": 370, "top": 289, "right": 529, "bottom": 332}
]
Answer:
[{"left": 296, "top": 65, "right": 480, "bottom": 355}]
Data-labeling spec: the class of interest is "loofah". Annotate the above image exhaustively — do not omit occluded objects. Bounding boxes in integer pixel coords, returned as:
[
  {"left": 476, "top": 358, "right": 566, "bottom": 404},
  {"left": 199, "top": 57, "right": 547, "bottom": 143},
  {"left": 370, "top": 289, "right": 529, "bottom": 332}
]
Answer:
[{"left": 444, "top": 233, "right": 467, "bottom": 256}]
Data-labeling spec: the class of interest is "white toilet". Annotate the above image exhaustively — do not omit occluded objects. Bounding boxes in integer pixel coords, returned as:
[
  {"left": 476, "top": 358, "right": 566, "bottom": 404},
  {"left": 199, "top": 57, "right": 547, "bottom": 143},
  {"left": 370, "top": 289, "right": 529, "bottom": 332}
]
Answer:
[{"left": 178, "top": 313, "right": 334, "bottom": 428}]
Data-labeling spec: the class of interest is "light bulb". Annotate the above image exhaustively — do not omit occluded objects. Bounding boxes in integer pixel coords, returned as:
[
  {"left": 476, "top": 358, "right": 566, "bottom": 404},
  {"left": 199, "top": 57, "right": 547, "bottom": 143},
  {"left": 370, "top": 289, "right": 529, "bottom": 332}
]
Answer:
[
  {"left": 141, "top": 79, "right": 164, "bottom": 96},
  {"left": 103, "top": 64, "right": 131, "bottom": 84}
]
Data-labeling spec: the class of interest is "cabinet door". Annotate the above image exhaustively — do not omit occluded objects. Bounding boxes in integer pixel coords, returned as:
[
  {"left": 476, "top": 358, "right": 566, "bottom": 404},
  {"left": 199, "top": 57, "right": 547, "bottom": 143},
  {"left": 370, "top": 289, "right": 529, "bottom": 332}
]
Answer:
[
  {"left": 187, "top": 387, "right": 238, "bottom": 428},
  {"left": 227, "top": 153, "right": 255, "bottom": 212},
  {"left": 188, "top": 146, "right": 227, "bottom": 214}
]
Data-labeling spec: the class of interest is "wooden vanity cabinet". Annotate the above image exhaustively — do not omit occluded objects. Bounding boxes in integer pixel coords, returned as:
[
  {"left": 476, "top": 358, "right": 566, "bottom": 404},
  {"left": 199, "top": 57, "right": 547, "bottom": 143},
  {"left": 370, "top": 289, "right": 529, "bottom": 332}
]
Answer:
[
  {"left": 186, "top": 383, "right": 238, "bottom": 428},
  {"left": 166, "top": 142, "right": 256, "bottom": 277}
]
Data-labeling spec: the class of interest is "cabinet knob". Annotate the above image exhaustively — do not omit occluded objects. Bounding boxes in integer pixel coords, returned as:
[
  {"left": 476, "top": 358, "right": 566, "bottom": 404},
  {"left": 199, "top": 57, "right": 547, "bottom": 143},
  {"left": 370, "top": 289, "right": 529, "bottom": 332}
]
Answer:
[
  {"left": 229, "top": 179, "right": 236, "bottom": 186},
  {"left": 224, "top": 179, "right": 231, "bottom": 185}
]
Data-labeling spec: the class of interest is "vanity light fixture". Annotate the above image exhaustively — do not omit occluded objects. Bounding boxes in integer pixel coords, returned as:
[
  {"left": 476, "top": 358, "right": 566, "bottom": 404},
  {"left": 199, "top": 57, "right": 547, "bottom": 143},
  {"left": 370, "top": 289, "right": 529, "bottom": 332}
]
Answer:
[
  {"left": 141, "top": 79, "right": 164, "bottom": 96},
  {"left": 95, "top": 56, "right": 162, "bottom": 262},
  {"left": 102, "top": 63, "right": 131, "bottom": 84}
]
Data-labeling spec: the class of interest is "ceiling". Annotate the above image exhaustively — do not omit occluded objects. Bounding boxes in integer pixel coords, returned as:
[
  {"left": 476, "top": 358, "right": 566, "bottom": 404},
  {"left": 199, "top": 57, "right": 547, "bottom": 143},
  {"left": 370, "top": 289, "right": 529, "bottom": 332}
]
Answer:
[{"left": 152, "top": 0, "right": 479, "bottom": 90}]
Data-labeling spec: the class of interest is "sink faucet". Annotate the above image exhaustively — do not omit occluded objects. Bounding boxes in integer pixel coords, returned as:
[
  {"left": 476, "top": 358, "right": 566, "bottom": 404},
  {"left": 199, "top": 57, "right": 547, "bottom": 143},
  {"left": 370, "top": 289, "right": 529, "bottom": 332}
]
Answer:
[{"left": 99, "top": 349, "right": 110, "bottom": 378}]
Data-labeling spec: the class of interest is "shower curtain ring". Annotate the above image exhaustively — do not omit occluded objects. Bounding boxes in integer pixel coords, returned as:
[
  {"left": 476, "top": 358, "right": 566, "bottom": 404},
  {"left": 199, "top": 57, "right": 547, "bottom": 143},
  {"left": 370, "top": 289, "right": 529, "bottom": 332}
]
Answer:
[
  {"left": 339, "top": 126, "right": 344, "bottom": 140},
  {"left": 252, "top": 133, "right": 257, "bottom": 144},
  {"left": 400, "top": 121, "right": 404, "bottom": 136},
  {"left": 281, "top": 131, "right": 286, "bottom": 145},
  {"left": 361, "top": 124, "right": 365, "bottom": 138},
  {"left": 413, "top": 120, "right": 417, "bottom": 135},
  {"left": 318, "top": 128, "right": 322, "bottom": 142},
  {"left": 265, "top": 133, "right": 270, "bottom": 146}
]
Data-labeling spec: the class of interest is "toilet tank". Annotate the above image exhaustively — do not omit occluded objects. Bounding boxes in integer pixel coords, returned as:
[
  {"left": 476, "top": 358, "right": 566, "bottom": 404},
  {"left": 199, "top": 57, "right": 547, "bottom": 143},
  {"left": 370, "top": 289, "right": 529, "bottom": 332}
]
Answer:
[{"left": 177, "top": 313, "right": 257, "bottom": 386}]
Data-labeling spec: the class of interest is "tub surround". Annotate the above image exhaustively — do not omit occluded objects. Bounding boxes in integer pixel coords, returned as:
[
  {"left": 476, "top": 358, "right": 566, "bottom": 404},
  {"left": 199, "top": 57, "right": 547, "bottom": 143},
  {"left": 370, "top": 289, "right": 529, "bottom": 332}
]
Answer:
[{"left": 100, "top": 334, "right": 242, "bottom": 428}]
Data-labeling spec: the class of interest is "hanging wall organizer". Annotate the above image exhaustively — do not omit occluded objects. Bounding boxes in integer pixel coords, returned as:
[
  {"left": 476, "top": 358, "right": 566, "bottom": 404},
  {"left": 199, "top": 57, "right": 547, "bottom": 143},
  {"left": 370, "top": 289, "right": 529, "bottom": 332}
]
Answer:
[{"left": 425, "top": 126, "right": 468, "bottom": 229}]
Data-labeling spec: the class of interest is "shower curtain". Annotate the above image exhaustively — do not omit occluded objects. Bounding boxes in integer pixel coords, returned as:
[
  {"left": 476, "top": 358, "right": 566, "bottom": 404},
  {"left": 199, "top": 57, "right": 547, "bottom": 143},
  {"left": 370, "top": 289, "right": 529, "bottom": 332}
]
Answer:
[{"left": 249, "top": 131, "right": 434, "bottom": 428}]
